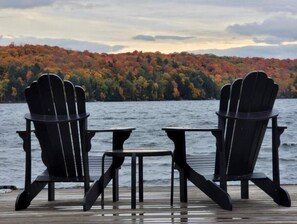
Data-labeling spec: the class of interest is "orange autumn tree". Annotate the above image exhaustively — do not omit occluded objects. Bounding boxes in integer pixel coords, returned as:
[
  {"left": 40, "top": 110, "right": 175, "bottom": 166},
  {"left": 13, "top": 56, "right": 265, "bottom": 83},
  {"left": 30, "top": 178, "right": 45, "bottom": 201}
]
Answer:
[{"left": 0, "top": 45, "right": 297, "bottom": 102}]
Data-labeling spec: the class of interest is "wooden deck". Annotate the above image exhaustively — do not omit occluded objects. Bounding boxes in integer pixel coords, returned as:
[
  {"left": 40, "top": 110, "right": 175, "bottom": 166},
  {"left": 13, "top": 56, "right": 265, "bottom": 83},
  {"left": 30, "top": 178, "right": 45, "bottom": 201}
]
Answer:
[{"left": 0, "top": 185, "right": 296, "bottom": 223}]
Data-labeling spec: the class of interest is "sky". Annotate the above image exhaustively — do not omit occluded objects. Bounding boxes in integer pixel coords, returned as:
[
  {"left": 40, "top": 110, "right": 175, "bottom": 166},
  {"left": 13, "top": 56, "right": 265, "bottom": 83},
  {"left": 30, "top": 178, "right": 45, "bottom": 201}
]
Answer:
[{"left": 0, "top": 0, "right": 296, "bottom": 59}]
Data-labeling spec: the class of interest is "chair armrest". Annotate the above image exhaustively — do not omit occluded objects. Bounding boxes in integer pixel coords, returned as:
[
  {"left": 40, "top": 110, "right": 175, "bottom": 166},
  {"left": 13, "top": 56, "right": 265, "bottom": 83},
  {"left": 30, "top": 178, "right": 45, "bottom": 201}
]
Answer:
[
  {"left": 162, "top": 127, "right": 220, "bottom": 132},
  {"left": 86, "top": 127, "right": 135, "bottom": 152},
  {"left": 216, "top": 109, "right": 279, "bottom": 120},
  {"left": 16, "top": 130, "right": 27, "bottom": 134},
  {"left": 16, "top": 130, "right": 35, "bottom": 134},
  {"left": 267, "top": 126, "right": 287, "bottom": 130},
  {"left": 162, "top": 126, "right": 223, "bottom": 168},
  {"left": 88, "top": 127, "right": 135, "bottom": 133},
  {"left": 24, "top": 112, "right": 90, "bottom": 123}
]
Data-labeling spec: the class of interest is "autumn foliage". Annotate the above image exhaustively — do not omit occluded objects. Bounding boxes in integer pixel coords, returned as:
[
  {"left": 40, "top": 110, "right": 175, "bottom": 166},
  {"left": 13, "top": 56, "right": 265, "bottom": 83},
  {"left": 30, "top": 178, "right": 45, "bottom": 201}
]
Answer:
[{"left": 0, "top": 44, "right": 297, "bottom": 102}]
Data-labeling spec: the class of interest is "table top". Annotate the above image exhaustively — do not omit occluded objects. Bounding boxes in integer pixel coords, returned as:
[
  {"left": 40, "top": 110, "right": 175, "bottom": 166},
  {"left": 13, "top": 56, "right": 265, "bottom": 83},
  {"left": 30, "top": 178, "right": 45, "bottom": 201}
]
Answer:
[{"left": 103, "top": 148, "right": 172, "bottom": 157}]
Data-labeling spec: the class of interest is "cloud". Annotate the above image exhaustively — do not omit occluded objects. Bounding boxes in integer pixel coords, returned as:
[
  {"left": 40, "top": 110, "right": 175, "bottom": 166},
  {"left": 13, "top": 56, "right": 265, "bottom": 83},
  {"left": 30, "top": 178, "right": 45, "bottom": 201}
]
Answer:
[
  {"left": 155, "top": 35, "right": 194, "bottom": 41},
  {"left": 226, "top": 15, "right": 297, "bottom": 44},
  {"left": 0, "top": 36, "right": 126, "bottom": 53},
  {"left": 0, "top": 0, "right": 57, "bottom": 9},
  {"left": 183, "top": 0, "right": 297, "bottom": 14},
  {"left": 191, "top": 44, "right": 297, "bottom": 59},
  {"left": 133, "top": 35, "right": 156, "bottom": 42},
  {"left": 133, "top": 34, "right": 194, "bottom": 42}
]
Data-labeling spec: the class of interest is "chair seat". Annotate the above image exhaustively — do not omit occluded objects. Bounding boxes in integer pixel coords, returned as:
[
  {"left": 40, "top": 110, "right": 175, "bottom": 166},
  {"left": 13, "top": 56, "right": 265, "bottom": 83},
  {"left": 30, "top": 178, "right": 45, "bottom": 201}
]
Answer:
[
  {"left": 186, "top": 154, "right": 215, "bottom": 175},
  {"left": 35, "top": 156, "right": 113, "bottom": 182},
  {"left": 186, "top": 155, "right": 268, "bottom": 181}
]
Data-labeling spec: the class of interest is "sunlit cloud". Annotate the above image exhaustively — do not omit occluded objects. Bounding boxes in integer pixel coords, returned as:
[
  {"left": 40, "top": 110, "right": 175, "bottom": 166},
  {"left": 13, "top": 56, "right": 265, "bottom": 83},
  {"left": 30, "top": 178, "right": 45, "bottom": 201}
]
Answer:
[{"left": 133, "top": 35, "right": 194, "bottom": 42}]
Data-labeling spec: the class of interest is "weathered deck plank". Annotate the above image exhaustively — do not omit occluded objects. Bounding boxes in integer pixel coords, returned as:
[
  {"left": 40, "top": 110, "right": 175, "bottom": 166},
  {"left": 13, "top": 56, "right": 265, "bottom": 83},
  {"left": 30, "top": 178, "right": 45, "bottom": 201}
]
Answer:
[{"left": 0, "top": 185, "right": 296, "bottom": 223}]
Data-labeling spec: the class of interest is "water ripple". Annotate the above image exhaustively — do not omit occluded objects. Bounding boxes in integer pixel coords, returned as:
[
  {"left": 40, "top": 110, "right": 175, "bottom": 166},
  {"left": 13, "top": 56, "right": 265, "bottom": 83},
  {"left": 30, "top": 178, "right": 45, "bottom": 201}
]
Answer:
[{"left": 1, "top": 99, "right": 297, "bottom": 188}]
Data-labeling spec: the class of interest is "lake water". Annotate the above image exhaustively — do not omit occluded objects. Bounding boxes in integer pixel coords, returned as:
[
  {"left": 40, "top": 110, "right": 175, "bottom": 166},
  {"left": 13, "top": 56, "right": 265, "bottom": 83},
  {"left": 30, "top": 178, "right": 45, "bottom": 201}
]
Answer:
[{"left": 0, "top": 99, "right": 296, "bottom": 189}]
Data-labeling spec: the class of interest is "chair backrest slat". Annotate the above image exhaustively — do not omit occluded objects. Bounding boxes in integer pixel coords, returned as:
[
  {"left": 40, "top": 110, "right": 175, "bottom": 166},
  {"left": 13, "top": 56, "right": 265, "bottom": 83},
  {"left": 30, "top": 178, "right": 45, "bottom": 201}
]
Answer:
[
  {"left": 65, "top": 81, "right": 83, "bottom": 176},
  {"left": 223, "top": 79, "right": 242, "bottom": 169},
  {"left": 76, "top": 86, "right": 86, "bottom": 114}
]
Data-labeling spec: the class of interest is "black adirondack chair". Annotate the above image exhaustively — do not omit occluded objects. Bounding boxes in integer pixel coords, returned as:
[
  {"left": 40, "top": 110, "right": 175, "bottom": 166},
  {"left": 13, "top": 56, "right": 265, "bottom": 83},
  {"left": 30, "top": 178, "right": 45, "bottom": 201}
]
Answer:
[
  {"left": 15, "top": 74, "right": 134, "bottom": 211},
  {"left": 163, "top": 71, "right": 291, "bottom": 210}
]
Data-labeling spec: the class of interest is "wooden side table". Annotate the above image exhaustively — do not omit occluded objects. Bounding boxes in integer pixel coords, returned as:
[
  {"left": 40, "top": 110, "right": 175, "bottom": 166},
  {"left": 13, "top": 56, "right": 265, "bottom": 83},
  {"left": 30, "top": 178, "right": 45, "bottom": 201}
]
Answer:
[{"left": 101, "top": 149, "right": 174, "bottom": 209}]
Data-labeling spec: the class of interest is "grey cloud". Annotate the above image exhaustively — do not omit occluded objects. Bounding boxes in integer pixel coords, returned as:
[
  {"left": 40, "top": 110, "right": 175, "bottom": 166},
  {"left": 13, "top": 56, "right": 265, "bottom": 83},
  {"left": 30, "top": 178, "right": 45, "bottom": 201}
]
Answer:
[
  {"left": 191, "top": 44, "right": 297, "bottom": 59},
  {"left": 155, "top": 35, "right": 194, "bottom": 41},
  {"left": 0, "top": 36, "right": 126, "bottom": 53},
  {"left": 184, "top": 0, "right": 297, "bottom": 14},
  {"left": 226, "top": 15, "right": 297, "bottom": 44},
  {"left": 133, "top": 34, "right": 193, "bottom": 41},
  {"left": 133, "top": 35, "right": 156, "bottom": 41},
  {"left": 0, "top": 0, "right": 57, "bottom": 9}
]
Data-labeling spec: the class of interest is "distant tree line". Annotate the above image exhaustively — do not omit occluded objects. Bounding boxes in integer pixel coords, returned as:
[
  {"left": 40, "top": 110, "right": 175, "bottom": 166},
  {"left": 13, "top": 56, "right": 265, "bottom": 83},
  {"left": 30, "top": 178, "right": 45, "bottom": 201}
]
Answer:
[{"left": 0, "top": 44, "right": 296, "bottom": 102}]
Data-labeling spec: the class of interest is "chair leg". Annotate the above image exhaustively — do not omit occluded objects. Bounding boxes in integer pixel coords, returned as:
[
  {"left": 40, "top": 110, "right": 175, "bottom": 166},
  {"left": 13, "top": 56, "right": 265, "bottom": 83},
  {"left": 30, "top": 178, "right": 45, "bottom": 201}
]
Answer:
[
  {"left": 187, "top": 166, "right": 232, "bottom": 210},
  {"left": 179, "top": 169, "right": 188, "bottom": 203},
  {"left": 83, "top": 168, "right": 114, "bottom": 211},
  {"left": 15, "top": 181, "right": 47, "bottom": 210},
  {"left": 252, "top": 178, "right": 291, "bottom": 207},
  {"left": 48, "top": 182, "right": 55, "bottom": 201},
  {"left": 241, "top": 180, "right": 249, "bottom": 199},
  {"left": 84, "top": 155, "right": 125, "bottom": 211}
]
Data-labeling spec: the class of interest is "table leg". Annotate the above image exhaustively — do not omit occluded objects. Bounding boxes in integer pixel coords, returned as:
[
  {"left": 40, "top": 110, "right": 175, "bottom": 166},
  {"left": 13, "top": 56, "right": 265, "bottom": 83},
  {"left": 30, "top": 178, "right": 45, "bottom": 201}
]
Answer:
[
  {"left": 170, "top": 154, "right": 174, "bottom": 206},
  {"left": 139, "top": 156, "right": 143, "bottom": 202},
  {"left": 101, "top": 154, "right": 105, "bottom": 208},
  {"left": 131, "top": 153, "right": 136, "bottom": 209},
  {"left": 113, "top": 168, "right": 119, "bottom": 202}
]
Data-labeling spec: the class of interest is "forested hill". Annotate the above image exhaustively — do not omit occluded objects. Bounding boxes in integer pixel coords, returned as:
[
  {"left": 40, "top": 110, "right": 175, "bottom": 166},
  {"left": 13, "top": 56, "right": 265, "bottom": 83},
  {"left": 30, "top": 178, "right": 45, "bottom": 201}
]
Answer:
[{"left": 0, "top": 44, "right": 297, "bottom": 102}]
